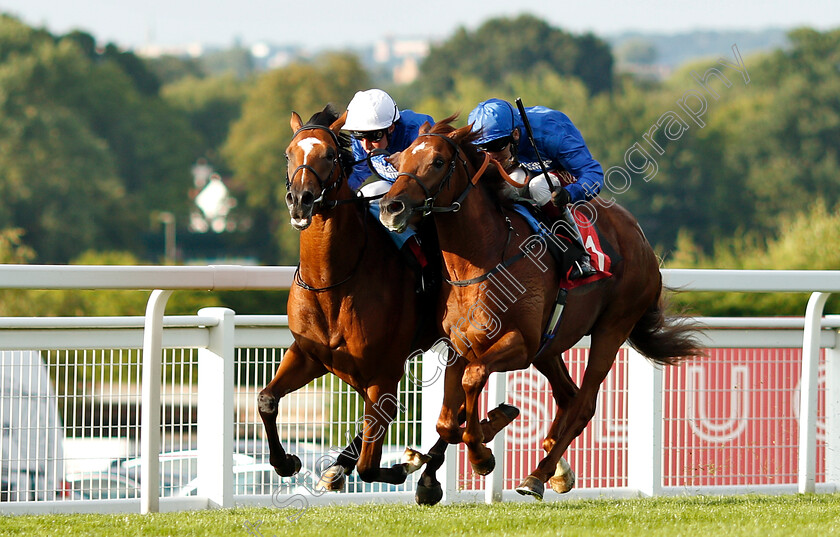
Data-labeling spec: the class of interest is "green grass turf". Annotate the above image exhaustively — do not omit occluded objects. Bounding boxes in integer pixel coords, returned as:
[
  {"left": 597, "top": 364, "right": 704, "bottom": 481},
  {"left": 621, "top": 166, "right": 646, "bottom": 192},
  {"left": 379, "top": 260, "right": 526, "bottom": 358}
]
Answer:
[{"left": 2, "top": 494, "right": 839, "bottom": 537}]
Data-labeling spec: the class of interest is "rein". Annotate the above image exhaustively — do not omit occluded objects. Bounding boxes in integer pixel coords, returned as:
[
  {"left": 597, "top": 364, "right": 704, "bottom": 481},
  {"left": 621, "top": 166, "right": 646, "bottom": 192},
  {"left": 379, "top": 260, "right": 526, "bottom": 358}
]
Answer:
[
  {"left": 287, "top": 123, "right": 374, "bottom": 292},
  {"left": 394, "top": 133, "right": 491, "bottom": 216},
  {"left": 293, "top": 207, "right": 371, "bottom": 292},
  {"left": 397, "top": 132, "right": 529, "bottom": 287},
  {"left": 285, "top": 124, "right": 383, "bottom": 210}
]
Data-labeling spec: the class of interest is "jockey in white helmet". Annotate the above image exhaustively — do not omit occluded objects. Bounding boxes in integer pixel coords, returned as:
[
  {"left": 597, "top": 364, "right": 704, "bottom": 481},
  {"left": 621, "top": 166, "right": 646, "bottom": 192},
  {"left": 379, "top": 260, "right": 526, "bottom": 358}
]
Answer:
[
  {"left": 343, "top": 89, "right": 434, "bottom": 192},
  {"left": 342, "top": 89, "right": 438, "bottom": 292}
]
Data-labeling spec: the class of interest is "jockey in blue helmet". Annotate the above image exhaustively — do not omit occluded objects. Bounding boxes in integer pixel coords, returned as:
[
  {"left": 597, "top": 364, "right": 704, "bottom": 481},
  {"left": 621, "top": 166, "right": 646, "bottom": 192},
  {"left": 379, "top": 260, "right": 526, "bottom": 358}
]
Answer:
[{"left": 468, "top": 98, "right": 604, "bottom": 280}]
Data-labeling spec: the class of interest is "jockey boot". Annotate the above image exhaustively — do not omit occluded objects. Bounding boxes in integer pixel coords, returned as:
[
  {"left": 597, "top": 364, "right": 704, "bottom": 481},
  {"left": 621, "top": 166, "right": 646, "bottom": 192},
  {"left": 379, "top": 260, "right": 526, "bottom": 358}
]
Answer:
[
  {"left": 540, "top": 200, "right": 597, "bottom": 281},
  {"left": 403, "top": 235, "right": 439, "bottom": 294},
  {"left": 568, "top": 254, "right": 597, "bottom": 280}
]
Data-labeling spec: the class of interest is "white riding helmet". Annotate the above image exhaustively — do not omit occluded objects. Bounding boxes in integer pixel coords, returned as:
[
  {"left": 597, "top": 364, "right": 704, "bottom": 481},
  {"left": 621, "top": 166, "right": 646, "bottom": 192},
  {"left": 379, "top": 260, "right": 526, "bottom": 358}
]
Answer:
[{"left": 343, "top": 89, "right": 401, "bottom": 132}]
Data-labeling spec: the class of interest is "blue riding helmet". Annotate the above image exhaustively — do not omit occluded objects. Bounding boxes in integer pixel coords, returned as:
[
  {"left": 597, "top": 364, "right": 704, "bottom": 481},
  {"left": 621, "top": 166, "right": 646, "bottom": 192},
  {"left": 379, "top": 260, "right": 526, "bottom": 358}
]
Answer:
[{"left": 467, "top": 98, "right": 519, "bottom": 146}]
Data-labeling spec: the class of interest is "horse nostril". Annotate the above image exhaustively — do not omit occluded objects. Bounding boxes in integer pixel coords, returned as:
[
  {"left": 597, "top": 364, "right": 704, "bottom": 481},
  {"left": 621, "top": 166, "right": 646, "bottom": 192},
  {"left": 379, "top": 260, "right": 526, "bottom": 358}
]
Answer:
[
  {"left": 285, "top": 192, "right": 295, "bottom": 206},
  {"left": 300, "top": 191, "right": 315, "bottom": 207},
  {"left": 386, "top": 200, "right": 405, "bottom": 215}
]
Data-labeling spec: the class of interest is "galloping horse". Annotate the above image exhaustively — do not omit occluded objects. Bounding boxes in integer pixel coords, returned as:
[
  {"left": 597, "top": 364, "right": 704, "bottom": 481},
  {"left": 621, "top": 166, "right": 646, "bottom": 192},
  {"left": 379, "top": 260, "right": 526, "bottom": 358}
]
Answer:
[
  {"left": 257, "top": 105, "right": 432, "bottom": 489},
  {"left": 379, "top": 116, "right": 703, "bottom": 499},
  {"left": 258, "top": 106, "right": 517, "bottom": 498}
]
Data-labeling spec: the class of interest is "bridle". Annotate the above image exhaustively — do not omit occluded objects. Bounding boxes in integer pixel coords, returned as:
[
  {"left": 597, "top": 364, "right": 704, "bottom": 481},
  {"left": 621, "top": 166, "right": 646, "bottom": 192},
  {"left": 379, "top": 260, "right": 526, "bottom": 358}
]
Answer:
[
  {"left": 285, "top": 124, "right": 347, "bottom": 209},
  {"left": 286, "top": 124, "right": 391, "bottom": 211},
  {"left": 286, "top": 123, "right": 373, "bottom": 292},
  {"left": 394, "top": 132, "right": 530, "bottom": 288},
  {"left": 394, "top": 133, "right": 490, "bottom": 216}
]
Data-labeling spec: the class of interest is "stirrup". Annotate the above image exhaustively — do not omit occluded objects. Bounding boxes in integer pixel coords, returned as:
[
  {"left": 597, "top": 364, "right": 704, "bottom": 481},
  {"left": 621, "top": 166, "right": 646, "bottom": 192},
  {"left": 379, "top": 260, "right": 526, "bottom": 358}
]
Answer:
[{"left": 569, "top": 258, "right": 597, "bottom": 280}]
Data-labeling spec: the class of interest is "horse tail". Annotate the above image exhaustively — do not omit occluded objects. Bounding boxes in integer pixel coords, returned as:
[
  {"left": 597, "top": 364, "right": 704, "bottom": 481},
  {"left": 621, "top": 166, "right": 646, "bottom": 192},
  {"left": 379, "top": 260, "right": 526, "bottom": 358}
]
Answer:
[{"left": 627, "top": 286, "right": 705, "bottom": 366}]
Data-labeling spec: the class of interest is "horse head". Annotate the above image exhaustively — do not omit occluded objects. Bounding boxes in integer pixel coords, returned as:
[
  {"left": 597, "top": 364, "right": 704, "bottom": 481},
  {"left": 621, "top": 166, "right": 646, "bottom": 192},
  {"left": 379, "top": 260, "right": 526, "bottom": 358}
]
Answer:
[
  {"left": 284, "top": 106, "right": 349, "bottom": 230},
  {"left": 379, "top": 115, "right": 476, "bottom": 233}
]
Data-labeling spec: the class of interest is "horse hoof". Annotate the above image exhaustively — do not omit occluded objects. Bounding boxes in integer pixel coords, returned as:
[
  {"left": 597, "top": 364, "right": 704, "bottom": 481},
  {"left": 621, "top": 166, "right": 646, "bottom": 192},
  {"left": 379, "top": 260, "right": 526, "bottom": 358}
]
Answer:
[
  {"left": 273, "top": 453, "right": 302, "bottom": 477},
  {"left": 548, "top": 458, "right": 576, "bottom": 494},
  {"left": 489, "top": 403, "right": 520, "bottom": 422},
  {"left": 317, "top": 464, "right": 346, "bottom": 491},
  {"left": 415, "top": 483, "right": 443, "bottom": 506},
  {"left": 515, "top": 476, "right": 544, "bottom": 501},
  {"left": 403, "top": 448, "right": 432, "bottom": 474},
  {"left": 470, "top": 454, "right": 495, "bottom": 476}
]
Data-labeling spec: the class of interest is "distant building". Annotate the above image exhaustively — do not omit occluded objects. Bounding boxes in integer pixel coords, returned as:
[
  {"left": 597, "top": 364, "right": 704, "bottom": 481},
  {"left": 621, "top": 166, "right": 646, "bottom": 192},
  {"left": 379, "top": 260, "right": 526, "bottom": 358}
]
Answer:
[
  {"left": 134, "top": 35, "right": 431, "bottom": 85},
  {"left": 373, "top": 36, "right": 430, "bottom": 84}
]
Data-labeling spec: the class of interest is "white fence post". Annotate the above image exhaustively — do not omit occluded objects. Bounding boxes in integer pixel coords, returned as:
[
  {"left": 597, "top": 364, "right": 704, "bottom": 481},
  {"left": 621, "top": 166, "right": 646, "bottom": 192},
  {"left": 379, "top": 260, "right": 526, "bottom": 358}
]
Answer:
[
  {"left": 197, "top": 307, "right": 235, "bottom": 508},
  {"left": 826, "top": 328, "right": 840, "bottom": 489},
  {"left": 140, "top": 289, "right": 173, "bottom": 514},
  {"left": 484, "top": 372, "right": 506, "bottom": 504},
  {"left": 627, "top": 347, "right": 663, "bottom": 497},
  {"left": 799, "top": 292, "right": 830, "bottom": 493}
]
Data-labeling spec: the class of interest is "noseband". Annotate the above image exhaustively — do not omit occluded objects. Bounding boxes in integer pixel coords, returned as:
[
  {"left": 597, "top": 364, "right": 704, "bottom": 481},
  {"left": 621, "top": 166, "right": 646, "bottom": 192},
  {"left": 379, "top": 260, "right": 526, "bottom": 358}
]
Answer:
[
  {"left": 395, "top": 133, "right": 490, "bottom": 216},
  {"left": 285, "top": 124, "right": 344, "bottom": 208}
]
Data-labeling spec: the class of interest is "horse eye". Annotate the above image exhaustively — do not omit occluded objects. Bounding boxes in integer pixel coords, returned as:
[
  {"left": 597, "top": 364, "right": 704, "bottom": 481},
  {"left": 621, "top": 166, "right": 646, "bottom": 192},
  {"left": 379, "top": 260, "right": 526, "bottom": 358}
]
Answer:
[
  {"left": 325, "top": 148, "right": 336, "bottom": 160},
  {"left": 433, "top": 158, "right": 445, "bottom": 168}
]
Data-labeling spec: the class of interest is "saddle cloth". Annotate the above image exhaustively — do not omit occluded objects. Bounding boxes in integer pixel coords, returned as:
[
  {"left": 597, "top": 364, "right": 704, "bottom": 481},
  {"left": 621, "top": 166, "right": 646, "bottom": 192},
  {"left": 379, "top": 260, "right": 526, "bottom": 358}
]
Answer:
[{"left": 510, "top": 202, "right": 614, "bottom": 289}]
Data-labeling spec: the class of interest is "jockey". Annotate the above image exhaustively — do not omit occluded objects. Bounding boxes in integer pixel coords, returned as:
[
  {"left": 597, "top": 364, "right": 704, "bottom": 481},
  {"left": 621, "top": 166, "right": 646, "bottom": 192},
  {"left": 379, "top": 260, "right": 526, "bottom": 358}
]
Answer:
[
  {"left": 467, "top": 98, "right": 602, "bottom": 280},
  {"left": 342, "top": 89, "right": 438, "bottom": 292},
  {"left": 344, "top": 89, "right": 435, "bottom": 192}
]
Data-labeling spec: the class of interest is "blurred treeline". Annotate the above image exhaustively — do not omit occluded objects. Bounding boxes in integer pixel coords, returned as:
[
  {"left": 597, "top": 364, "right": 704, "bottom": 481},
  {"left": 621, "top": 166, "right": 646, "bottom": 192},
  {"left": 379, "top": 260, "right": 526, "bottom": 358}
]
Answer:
[{"left": 1, "top": 13, "right": 838, "bottom": 316}]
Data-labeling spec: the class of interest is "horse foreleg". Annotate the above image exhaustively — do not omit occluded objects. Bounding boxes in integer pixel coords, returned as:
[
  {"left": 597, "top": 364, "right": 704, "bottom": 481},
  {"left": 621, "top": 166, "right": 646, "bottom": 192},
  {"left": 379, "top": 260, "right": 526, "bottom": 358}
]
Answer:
[
  {"left": 435, "top": 357, "right": 467, "bottom": 444},
  {"left": 258, "top": 343, "right": 327, "bottom": 476},
  {"left": 461, "top": 362, "right": 494, "bottom": 475},
  {"left": 355, "top": 383, "right": 424, "bottom": 485}
]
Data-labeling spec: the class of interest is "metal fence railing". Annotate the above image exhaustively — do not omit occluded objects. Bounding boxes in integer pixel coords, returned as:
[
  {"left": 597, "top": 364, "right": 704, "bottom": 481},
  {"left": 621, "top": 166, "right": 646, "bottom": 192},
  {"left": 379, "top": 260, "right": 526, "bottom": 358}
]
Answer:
[{"left": 1, "top": 267, "right": 839, "bottom": 514}]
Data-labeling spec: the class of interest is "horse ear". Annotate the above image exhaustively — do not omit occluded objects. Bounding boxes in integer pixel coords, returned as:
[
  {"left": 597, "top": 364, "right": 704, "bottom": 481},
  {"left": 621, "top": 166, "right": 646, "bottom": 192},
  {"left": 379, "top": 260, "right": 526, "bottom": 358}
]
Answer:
[
  {"left": 386, "top": 151, "right": 402, "bottom": 170},
  {"left": 450, "top": 124, "right": 473, "bottom": 143},
  {"left": 290, "top": 112, "right": 303, "bottom": 132},
  {"left": 419, "top": 121, "right": 432, "bottom": 135},
  {"left": 330, "top": 110, "right": 347, "bottom": 133}
]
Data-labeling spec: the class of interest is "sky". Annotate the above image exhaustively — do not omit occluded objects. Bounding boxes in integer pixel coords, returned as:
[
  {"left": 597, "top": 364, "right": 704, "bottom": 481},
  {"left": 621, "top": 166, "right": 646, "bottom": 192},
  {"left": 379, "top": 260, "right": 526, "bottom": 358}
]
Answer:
[{"left": 1, "top": 0, "right": 838, "bottom": 51}]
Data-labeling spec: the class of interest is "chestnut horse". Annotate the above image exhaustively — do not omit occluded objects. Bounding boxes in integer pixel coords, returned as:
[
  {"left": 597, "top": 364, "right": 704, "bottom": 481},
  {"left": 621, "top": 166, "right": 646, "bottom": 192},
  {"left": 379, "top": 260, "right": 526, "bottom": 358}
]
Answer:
[
  {"left": 257, "top": 105, "right": 432, "bottom": 490},
  {"left": 258, "top": 106, "right": 517, "bottom": 499},
  {"left": 379, "top": 116, "right": 703, "bottom": 500}
]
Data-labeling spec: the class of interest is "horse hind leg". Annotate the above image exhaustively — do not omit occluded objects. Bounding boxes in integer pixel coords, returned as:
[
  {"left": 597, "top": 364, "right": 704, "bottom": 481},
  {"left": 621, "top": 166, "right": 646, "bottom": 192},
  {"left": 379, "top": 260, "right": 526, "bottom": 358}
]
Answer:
[
  {"left": 532, "top": 352, "right": 578, "bottom": 454},
  {"left": 514, "top": 352, "right": 580, "bottom": 500},
  {"left": 258, "top": 343, "right": 327, "bottom": 477},
  {"left": 539, "top": 353, "right": 579, "bottom": 494},
  {"left": 518, "top": 331, "right": 627, "bottom": 499}
]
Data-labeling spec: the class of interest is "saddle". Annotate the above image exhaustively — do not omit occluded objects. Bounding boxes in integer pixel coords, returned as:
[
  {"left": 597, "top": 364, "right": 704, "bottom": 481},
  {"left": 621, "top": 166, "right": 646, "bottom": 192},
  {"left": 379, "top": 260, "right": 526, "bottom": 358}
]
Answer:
[{"left": 510, "top": 199, "right": 618, "bottom": 289}]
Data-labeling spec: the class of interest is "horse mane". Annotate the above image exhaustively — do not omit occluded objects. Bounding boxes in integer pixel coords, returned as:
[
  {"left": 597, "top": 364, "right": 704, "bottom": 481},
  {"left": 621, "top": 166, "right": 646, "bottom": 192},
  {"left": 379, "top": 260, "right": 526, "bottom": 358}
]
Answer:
[
  {"left": 428, "top": 115, "right": 512, "bottom": 206},
  {"left": 304, "top": 104, "right": 356, "bottom": 177}
]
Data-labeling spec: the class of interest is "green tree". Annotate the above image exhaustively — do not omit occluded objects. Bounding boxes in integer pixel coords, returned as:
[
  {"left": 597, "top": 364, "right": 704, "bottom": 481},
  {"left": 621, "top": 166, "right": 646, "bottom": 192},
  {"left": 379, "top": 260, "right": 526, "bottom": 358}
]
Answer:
[
  {"left": 223, "top": 53, "right": 369, "bottom": 263},
  {"left": 415, "top": 15, "right": 613, "bottom": 98},
  {"left": 615, "top": 38, "right": 658, "bottom": 65},
  {"left": 667, "top": 200, "right": 840, "bottom": 316},
  {"left": 144, "top": 54, "right": 206, "bottom": 85},
  {"left": 0, "top": 15, "right": 204, "bottom": 262},
  {"left": 161, "top": 74, "right": 247, "bottom": 170}
]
